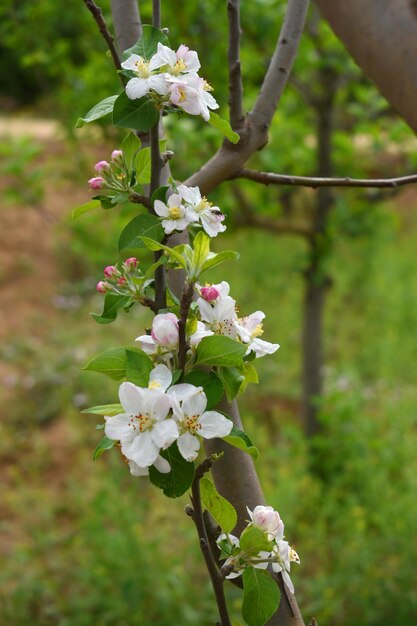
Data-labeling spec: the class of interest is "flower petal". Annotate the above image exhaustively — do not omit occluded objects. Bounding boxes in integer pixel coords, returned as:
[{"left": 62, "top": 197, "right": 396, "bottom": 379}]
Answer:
[
  {"left": 119, "top": 382, "right": 143, "bottom": 415},
  {"left": 149, "top": 364, "right": 172, "bottom": 391},
  {"left": 153, "top": 454, "right": 171, "bottom": 474},
  {"left": 125, "top": 77, "right": 151, "bottom": 100},
  {"left": 198, "top": 411, "right": 233, "bottom": 439},
  {"left": 104, "top": 413, "right": 133, "bottom": 442},
  {"left": 177, "top": 432, "right": 200, "bottom": 461},
  {"left": 182, "top": 388, "right": 207, "bottom": 417},
  {"left": 125, "top": 430, "right": 159, "bottom": 467},
  {"left": 152, "top": 418, "right": 179, "bottom": 449}
]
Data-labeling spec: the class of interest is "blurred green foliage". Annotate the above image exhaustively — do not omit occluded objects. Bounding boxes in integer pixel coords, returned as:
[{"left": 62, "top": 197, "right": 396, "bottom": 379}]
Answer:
[{"left": 1, "top": 1, "right": 417, "bottom": 625}]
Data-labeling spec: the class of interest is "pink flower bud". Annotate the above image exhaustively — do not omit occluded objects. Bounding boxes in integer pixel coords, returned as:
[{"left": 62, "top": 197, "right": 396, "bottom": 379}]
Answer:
[
  {"left": 96, "top": 281, "right": 108, "bottom": 293},
  {"left": 117, "top": 277, "right": 127, "bottom": 287},
  {"left": 151, "top": 313, "right": 179, "bottom": 348},
  {"left": 88, "top": 176, "right": 104, "bottom": 190},
  {"left": 123, "top": 257, "right": 138, "bottom": 273},
  {"left": 94, "top": 160, "right": 110, "bottom": 172},
  {"left": 103, "top": 265, "right": 118, "bottom": 279},
  {"left": 251, "top": 505, "right": 284, "bottom": 538},
  {"left": 111, "top": 149, "right": 124, "bottom": 162},
  {"left": 201, "top": 285, "right": 220, "bottom": 302}
]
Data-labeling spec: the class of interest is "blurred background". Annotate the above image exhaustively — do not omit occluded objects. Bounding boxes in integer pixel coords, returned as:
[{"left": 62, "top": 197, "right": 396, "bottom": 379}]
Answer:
[{"left": 1, "top": 1, "right": 417, "bottom": 624}]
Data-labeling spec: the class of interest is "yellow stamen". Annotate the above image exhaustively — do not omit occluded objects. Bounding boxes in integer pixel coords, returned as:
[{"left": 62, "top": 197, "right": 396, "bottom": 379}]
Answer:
[
  {"left": 185, "top": 415, "right": 201, "bottom": 435},
  {"left": 134, "top": 59, "right": 151, "bottom": 78},
  {"left": 168, "top": 206, "right": 182, "bottom": 219}
]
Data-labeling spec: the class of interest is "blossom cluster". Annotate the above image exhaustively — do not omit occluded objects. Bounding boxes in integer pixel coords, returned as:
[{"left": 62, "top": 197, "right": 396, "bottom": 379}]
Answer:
[
  {"left": 136, "top": 280, "right": 279, "bottom": 364},
  {"left": 96, "top": 257, "right": 151, "bottom": 297},
  {"left": 88, "top": 149, "right": 127, "bottom": 191},
  {"left": 217, "top": 505, "right": 300, "bottom": 593},
  {"left": 122, "top": 43, "right": 219, "bottom": 121},
  {"left": 155, "top": 183, "right": 226, "bottom": 237},
  {"left": 105, "top": 364, "right": 232, "bottom": 475}
]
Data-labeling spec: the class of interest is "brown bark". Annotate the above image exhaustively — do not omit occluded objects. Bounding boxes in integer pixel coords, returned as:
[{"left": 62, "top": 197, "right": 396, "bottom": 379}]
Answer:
[{"left": 314, "top": 0, "right": 417, "bottom": 133}]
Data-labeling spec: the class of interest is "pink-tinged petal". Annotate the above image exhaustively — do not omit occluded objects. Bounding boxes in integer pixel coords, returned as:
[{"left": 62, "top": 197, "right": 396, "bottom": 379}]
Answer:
[
  {"left": 149, "top": 364, "right": 172, "bottom": 391},
  {"left": 177, "top": 432, "right": 200, "bottom": 461},
  {"left": 126, "top": 430, "right": 159, "bottom": 467},
  {"left": 154, "top": 455, "right": 171, "bottom": 474},
  {"left": 135, "top": 334, "right": 157, "bottom": 355},
  {"left": 104, "top": 413, "right": 133, "bottom": 442},
  {"left": 121, "top": 54, "right": 142, "bottom": 70},
  {"left": 119, "top": 382, "right": 144, "bottom": 415},
  {"left": 154, "top": 199, "right": 169, "bottom": 217},
  {"left": 182, "top": 388, "right": 207, "bottom": 417},
  {"left": 125, "top": 77, "right": 150, "bottom": 100},
  {"left": 198, "top": 411, "right": 233, "bottom": 439},
  {"left": 152, "top": 419, "right": 179, "bottom": 449}
]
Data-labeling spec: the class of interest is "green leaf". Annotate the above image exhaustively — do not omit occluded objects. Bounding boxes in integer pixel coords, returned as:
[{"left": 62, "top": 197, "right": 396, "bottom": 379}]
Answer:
[
  {"left": 122, "top": 132, "right": 141, "bottom": 170},
  {"left": 134, "top": 147, "right": 151, "bottom": 184},
  {"left": 224, "top": 425, "right": 258, "bottom": 460},
  {"left": 217, "top": 366, "right": 244, "bottom": 402},
  {"left": 200, "top": 478, "right": 237, "bottom": 533},
  {"left": 125, "top": 348, "right": 153, "bottom": 386},
  {"left": 113, "top": 92, "right": 159, "bottom": 131},
  {"left": 82, "top": 404, "right": 123, "bottom": 416},
  {"left": 93, "top": 436, "right": 116, "bottom": 461},
  {"left": 91, "top": 294, "right": 132, "bottom": 325},
  {"left": 195, "top": 336, "right": 247, "bottom": 368},
  {"left": 84, "top": 346, "right": 128, "bottom": 380},
  {"left": 151, "top": 185, "right": 169, "bottom": 204},
  {"left": 208, "top": 112, "right": 240, "bottom": 144},
  {"left": 240, "top": 362, "right": 259, "bottom": 393},
  {"left": 123, "top": 25, "right": 170, "bottom": 62},
  {"left": 242, "top": 569, "right": 280, "bottom": 626},
  {"left": 72, "top": 199, "right": 101, "bottom": 220},
  {"left": 140, "top": 237, "right": 187, "bottom": 268},
  {"left": 189, "top": 231, "right": 210, "bottom": 278},
  {"left": 118, "top": 214, "right": 164, "bottom": 252},
  {"left": 75, "top": 95, "right": 118, "bottom": 128},
  {"left": 149, "top": 442, "right": 195, "bottom": 498},
  {"left": 240, "top": 527, "right": 273, "bottom": 555},
  {"left": 183, "top": 370, "right": 224, "bottom": 410},
  {"left": 201, "top": 250, "right": 239, "bottom": 275}
]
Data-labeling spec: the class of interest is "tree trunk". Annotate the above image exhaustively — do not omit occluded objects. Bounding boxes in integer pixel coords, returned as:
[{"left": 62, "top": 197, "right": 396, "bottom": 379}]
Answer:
[{"left": 314, "top": 0, "right": 417, "bottom": 133}]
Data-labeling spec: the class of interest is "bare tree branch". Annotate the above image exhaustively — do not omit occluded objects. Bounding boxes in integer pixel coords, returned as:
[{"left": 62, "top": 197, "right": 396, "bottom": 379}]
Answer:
[
  {"left": 185, "top": 0, "right": 310, "bottom": 195},
  {"left": 83, "top": 0, "right": 124, "bottom": 81},
  {"left": 110, "top": 0, "right": 142, "bottom": 52},
  {"left": 227, "top": 0, "right": 244, "bottom": 130},
  {"left": 235, "top": 168, "right": 417, "bottom": 189}
]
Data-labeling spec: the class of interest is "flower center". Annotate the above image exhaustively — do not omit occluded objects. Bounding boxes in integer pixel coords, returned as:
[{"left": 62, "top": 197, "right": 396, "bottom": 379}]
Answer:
[
  {"left": 148, "top": 380, "right": 161, "bottom": 390},
  {"left": 172, "top": 59, "right": 187, "bottom": 75},
  {"left": 196, "top": 197, "right": 212, "bottom": 213},
  {"left": 168, "top": 206, "right": 182, "bottom": 219},
  {"left": 134, "top": 59, "right": 151, "bottom": 78},
  {"left": 130, "top": 413, "right": 153, "bottom": 432},
  {"left": 184, "top": 414, "right": 201, "bottom": 435},
  {"left": 203, "top": 80, "right": 213, "bottom": 92},
  {"left": 212, "top": 318, "right": 235, "bottom": 336},
  {"left": 251, "top": 323, "right": 264, "bottom": 339}
]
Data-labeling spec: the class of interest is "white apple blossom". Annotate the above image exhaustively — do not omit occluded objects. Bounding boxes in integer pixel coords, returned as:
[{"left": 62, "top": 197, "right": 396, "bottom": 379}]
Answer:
[
  {"left": 189, "top": 321, "right": 214, "bottom": 346},
  {"left": 197, "top": 282, "right": 237, "bottom": 337},
  {"left": 177, "top": 184, "right": 226, "bottom": 237},
  {"left": 128, "top": 454, "right": 171, "bottom": 477},
  {"left": 167, "top": 385, "right": 232, "bottom": 461},
  {"left": 247, "top": 505, "right": 285, "bottom": 539},
  {"left": 149, "top": 42, "right": 200, "bottom": 76},
  {"left": 148, "top": 364, "right": 172, "bottom": 392},
  {"left": 121, "top": 54, "right": 168, "bottom": 100},
  {"left": 167, "top": 75, "right": 219, "bottom": 121},
  {"left": 154, "top": 193, "right": 198, "bottom": 234},
  {"left": 105, "top": 382, "right": 178, "bottom": 468},
  {"left": 234, "top": 311, "right": 280, "bottom": 358},
  {"left": 269, "top": 540, "right": 300, "bottom": 594}
]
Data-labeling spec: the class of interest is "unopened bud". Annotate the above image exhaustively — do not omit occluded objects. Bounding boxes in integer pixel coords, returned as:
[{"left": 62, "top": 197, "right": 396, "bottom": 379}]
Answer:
[
  {"left": 201, "top": 285, "right": 219, "bottom": 302},
  {"left": 117, "top": 276, "right": 127, "bottom": 287},
  {"left": 111, "top": 149, "right": 124, "bottom": 163},
  {"left": 94, "top": 160, "right": 110, "bottom": 172},
  {"left": 103, "top": 265, "right": 118, "bottom": 279},
  {"left": 88, "top": 176, "right": 105, "bottom": 190},
  {"left": 96, "top": 280, "right": 109, "bottom": 293},
  {"left": 123, "top": 257, "right": 138, "bottom": 273}
]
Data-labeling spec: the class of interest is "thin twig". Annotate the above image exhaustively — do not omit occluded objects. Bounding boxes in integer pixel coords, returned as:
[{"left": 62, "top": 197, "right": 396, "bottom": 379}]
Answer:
[
  {"left": 178, "top": 281, "right": 195, "bottom": 372},
  {"left": 152, "top": 0, "right": 161, "bottom": 29},
  {"left": 83, "top": 0, "right": 125, "bottom": 84},
  {"left": 190, "top": 459, "right": 232, "bottom": 626},
  {"left": 235, "top": 168, "right": 417, "bottom": 189},
  {"left": 129, "top": 191, "right": 152, "bottom": 208},
  {"left": 227, "top": 0, "right": 244, "bottom": 130}
]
